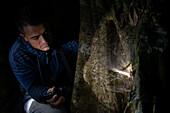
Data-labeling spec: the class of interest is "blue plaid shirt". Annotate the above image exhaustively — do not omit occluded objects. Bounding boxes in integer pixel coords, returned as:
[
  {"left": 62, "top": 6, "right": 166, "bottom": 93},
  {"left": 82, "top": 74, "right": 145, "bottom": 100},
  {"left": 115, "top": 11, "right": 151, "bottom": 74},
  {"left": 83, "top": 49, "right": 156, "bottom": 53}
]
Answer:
[{"left": 9, "top": 36, "right": 78, "bottom": 102}]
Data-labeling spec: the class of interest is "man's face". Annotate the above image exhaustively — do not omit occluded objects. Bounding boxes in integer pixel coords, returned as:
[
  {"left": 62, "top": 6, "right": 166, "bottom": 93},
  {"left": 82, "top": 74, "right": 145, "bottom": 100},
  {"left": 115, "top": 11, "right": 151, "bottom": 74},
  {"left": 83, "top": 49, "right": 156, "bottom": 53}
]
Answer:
[{"left": 21, "top": 24, "right": 51, "bottom": 51}]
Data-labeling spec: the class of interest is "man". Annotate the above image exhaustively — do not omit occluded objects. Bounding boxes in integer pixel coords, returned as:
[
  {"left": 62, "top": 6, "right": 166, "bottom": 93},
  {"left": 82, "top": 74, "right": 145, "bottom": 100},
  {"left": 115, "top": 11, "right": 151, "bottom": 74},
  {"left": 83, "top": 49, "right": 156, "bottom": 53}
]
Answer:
[{"left": 9, "top": 5, "right": 78, "bottom": 113}]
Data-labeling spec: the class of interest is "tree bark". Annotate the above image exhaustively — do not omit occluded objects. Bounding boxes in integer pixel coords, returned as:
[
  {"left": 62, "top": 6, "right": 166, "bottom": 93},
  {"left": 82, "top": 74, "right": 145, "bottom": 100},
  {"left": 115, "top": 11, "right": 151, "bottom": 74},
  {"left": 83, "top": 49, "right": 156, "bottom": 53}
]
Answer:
[{"left": 71, "top": 0, "right": 169, "bottom": 113}]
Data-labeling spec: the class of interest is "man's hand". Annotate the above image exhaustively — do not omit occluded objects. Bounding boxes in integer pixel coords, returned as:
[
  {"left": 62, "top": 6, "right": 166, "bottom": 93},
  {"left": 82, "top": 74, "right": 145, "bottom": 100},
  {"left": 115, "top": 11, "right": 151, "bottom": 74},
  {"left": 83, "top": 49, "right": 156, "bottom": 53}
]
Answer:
[{"left": 46, "top": 86, "right": 65, "bottom": 106}]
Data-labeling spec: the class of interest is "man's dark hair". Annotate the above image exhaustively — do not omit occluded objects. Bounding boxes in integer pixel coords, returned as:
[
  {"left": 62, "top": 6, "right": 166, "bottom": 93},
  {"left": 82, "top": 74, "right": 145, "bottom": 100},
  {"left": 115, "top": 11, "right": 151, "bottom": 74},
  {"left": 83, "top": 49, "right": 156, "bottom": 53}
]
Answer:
[{"left": 16, "top": 5, "right": 49, "bottom": 34}]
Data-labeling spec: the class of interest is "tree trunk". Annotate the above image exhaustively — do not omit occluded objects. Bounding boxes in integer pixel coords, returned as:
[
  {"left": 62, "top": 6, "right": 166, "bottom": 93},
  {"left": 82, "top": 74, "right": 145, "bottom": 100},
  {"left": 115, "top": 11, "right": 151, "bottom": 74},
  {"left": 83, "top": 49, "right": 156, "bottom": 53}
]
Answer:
[{"left": 71, "top": 0, "right": 169, "bottom": 113}]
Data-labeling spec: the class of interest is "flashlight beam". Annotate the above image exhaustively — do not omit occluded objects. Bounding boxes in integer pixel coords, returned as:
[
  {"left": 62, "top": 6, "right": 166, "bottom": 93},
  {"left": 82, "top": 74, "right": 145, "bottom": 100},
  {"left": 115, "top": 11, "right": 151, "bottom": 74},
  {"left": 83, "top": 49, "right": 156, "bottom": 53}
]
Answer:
[{"left": 111, "top": 68, "right": 130, "bottom": 78}]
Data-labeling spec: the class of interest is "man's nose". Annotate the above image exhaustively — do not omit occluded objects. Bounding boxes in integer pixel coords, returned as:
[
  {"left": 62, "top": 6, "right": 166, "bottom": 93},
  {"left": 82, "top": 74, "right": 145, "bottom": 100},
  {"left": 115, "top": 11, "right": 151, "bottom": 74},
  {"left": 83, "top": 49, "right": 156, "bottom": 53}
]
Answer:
[{"left": 39, "top": 35, "right": 47, "bottom": 43}]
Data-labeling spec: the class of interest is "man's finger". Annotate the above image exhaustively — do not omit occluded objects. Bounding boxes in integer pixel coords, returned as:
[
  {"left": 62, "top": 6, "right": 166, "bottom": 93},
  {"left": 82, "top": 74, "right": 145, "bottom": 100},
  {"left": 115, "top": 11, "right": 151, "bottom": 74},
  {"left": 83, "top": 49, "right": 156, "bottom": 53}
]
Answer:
[
  {"left": 50, "top": 96, "right": 65, "bottom": 106},
  {"left": 59, "top": 96, "right": 65, "bottom": 103},
  {"left": 47, "top": 94, "right": 58, "bottom": 103},
  {"left": 47, "top": 86, "right": 56, "bottom": 93}
]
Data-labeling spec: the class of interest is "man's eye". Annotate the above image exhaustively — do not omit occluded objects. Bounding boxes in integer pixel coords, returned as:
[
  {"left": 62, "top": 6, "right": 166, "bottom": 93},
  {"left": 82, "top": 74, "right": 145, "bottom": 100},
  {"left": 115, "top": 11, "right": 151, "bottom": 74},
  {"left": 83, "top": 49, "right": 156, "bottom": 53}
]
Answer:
[
  {"left": 32, "top": 36, "right": 39, "bottom": 40},
  {"left": 44, "top": 31, "right": 48, "bottom": 35},
  {"left": 43, "top": 31, "right": 49, "bottom": 36}
]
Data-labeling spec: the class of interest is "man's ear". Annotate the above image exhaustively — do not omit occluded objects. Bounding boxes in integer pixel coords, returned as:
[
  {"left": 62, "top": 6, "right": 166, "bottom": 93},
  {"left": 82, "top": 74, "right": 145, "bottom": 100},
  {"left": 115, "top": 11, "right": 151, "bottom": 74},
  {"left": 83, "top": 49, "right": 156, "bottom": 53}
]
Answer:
[{"left": 20, "top": 33, "right": 28, "bottom": 41}]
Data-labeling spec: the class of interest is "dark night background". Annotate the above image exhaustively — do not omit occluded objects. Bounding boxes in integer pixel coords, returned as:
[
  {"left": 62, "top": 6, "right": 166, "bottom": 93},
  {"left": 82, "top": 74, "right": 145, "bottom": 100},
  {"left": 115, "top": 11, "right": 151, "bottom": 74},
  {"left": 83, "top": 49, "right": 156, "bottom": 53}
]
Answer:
[
  {"left": 0, "top": 1, "right": 80, "bottom": 113},
  {"left": 1, "top": 1, "right": 169, "bottom": 113}
]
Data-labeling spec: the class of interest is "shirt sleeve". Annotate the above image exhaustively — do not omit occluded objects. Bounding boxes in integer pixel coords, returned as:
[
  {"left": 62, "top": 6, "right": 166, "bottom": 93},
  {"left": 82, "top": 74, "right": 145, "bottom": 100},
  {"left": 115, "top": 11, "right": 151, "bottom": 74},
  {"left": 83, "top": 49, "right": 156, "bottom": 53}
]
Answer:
[
  {"left": 62, "top": 40, "right": 79, "bottom": 53},
  {"left": 9, "top": 51, "right": 49, "bottom": 102}
]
